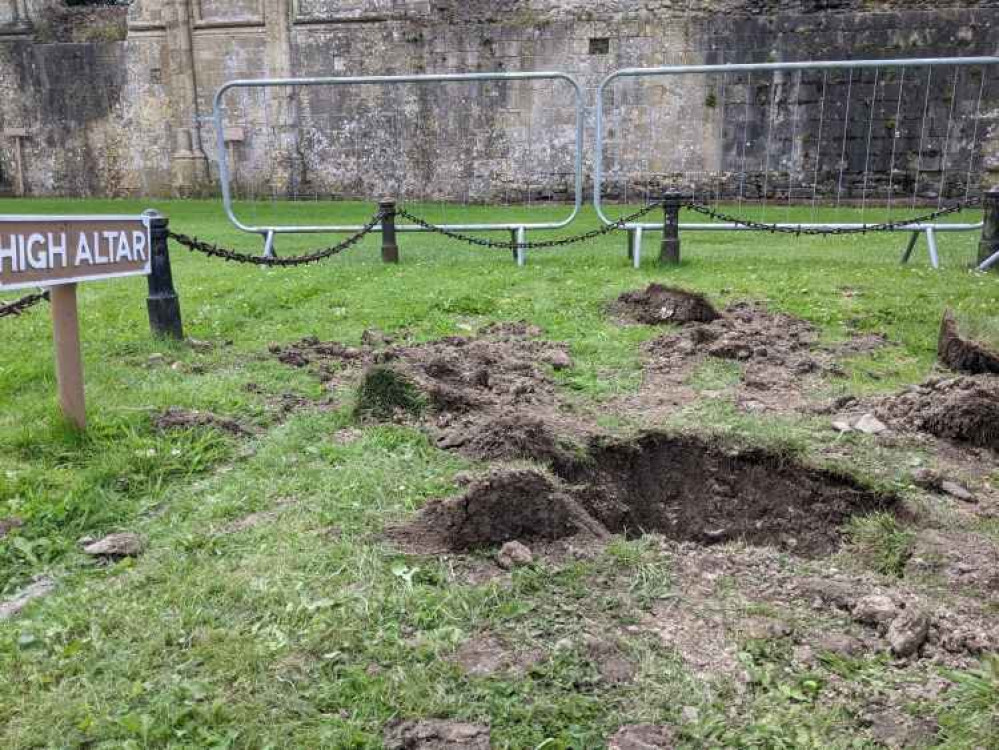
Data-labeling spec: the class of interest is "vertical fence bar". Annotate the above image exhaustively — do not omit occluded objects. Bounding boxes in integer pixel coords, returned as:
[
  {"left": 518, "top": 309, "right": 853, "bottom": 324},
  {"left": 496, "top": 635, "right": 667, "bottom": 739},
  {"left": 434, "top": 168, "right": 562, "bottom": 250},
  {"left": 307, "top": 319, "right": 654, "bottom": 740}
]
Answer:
[
  {"left": 380, "top": 198, "right": 399, "bottom": 264},
  {"left": 978, "top": 187, "right": 999, "bottom": 271},
  {"left": 659, "top": 192, "right": 682, "bottom": 265},
  {"left": 144, "top": 209, "right": 184, "bottom": 340}
]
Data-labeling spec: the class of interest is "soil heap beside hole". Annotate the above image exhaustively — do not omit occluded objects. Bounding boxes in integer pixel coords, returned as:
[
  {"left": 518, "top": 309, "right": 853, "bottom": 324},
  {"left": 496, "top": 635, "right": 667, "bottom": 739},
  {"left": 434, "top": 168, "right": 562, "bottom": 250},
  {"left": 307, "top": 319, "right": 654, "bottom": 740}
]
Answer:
[
  {"left": 612, "top": 284, "right": 720, "bottom": 325},
  {"left": 874, "top": 376, "right": 999, "bottom": 451}
]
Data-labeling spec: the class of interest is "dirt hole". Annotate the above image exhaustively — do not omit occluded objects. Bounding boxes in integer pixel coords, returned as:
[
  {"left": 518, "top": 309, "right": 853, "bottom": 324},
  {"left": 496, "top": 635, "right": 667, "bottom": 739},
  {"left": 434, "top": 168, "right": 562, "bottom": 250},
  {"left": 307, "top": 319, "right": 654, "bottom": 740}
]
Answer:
[{"left": 388, "top": 432, "right": 898, "bottom": 559}]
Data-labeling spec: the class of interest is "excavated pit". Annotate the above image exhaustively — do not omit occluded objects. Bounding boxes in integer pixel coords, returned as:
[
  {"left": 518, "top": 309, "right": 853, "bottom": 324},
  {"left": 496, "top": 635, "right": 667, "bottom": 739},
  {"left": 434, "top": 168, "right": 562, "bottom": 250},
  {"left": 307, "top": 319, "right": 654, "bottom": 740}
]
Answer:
[{"left": 388, "top": 432, "right": 898, "bottom": 559}]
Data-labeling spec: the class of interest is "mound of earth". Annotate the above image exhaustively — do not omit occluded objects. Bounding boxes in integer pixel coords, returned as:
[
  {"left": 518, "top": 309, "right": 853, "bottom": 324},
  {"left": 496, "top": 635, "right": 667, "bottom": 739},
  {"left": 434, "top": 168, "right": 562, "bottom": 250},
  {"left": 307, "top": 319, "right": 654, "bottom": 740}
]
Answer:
[
  {"left": 938, "top": 310, "right": 999, "bottom": 375},
  {"left": 153, "top": 408, "right": 247, "bottom": 436},
  {"left": 388, "top": 432, "right": 897, "bottom": 558},
  {"left": 873, "top": 376, "right": 999, "bottom": 451},
  {"left": 271, "top": 324, "right": 587, "bottom": 464},
  {"left": 645, "top": 301, "right": 821, "bottom": 373},
  {"left": 611, "top": 284, "right": 720, "bottom": 325}
]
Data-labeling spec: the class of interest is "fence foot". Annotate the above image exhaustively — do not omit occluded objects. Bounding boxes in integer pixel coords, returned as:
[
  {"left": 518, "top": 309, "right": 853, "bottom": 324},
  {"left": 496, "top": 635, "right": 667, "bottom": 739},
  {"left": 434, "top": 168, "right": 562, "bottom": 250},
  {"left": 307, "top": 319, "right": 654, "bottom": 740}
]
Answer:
[
  {"left": 979, "top": 249, "right": 999, "bottom": 271},
  {"left": 926, "top": 227, "right": 940, "bottom": 269},
  {"left": 515, "top": 227, "right": 526, "bottom": 267},
  {"left": 900, "top": 231, "right": 920, "bottom": 264},
  {"left": 632, "top": 227, "right": 643, "bottom": 269},
  {"left": 263, "top": 230, "right": 277, "bottom": 259}
]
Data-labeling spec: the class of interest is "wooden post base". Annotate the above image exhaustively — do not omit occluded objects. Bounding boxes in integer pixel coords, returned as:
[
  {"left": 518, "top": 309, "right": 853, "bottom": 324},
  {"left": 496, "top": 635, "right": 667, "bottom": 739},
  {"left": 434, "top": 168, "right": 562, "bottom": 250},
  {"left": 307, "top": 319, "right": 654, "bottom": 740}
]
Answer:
[{"left": 50, "top": 284, "right": 86, "bottom": 430}]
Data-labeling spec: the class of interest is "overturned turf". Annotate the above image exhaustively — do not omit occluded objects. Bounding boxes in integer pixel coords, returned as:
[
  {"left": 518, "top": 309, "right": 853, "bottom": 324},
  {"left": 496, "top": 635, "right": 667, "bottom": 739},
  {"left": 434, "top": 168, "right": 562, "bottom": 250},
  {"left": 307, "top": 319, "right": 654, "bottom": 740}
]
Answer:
[{"left": 388, "top": 432, "right": 898, "bottom": 558}]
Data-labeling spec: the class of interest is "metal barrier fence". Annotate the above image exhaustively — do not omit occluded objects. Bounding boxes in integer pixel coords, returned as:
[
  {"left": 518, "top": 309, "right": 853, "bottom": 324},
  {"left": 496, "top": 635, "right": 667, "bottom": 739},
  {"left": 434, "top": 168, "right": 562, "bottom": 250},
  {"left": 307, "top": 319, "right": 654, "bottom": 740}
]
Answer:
[
  {"left": 594, "top": 57, "right": 999, "bottom": 269},
  {"left": 212, "top": 71, "right": 586, "bottom": 266}
]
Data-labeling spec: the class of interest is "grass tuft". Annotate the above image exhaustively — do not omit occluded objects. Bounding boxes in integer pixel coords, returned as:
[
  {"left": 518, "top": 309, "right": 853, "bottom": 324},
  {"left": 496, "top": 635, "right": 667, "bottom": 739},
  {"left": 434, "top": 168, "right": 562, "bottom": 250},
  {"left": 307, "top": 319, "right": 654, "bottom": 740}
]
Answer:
[
  {"left": 847, "top": 511, "right": 915, "bottom": 578},
  {"left": 354, "top": 365, "right": 427, "bottom": 422}
]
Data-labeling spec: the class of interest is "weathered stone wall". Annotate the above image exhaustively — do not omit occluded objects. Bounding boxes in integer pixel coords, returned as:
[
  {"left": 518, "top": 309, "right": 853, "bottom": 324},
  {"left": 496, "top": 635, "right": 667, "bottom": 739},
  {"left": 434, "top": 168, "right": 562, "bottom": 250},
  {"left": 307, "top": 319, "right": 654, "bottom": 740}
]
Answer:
[{"left": 0, "top": 0, "right": 997, "bottom": 200}]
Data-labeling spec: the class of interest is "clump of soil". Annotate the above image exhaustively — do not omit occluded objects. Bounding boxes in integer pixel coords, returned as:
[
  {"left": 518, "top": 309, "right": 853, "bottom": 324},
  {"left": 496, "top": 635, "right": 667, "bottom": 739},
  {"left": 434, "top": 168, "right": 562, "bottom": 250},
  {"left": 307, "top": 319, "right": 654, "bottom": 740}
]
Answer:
[
  {"left": 153, "top": 408, "right": 247, "bottom": 436},
  {"left": 270, "top": 325, "right": 584, "bottom": 464},
  {"left": 388, "top": 432, "right": 897, "bottom": 558},
  {"left": 384, "top": 720, "right": 490, "bottom": 750},
  {"left": 611, "top": 284, "right": 720, "bottom": 325},
  {"left": 873, "top": 376, "right": 999, "bottom": 450},
  {"left": 354, "top": 365, "right": 426, "bottom": 421},
  {"left": 938, "top": 310, "right": 999, "bottom": 375}
]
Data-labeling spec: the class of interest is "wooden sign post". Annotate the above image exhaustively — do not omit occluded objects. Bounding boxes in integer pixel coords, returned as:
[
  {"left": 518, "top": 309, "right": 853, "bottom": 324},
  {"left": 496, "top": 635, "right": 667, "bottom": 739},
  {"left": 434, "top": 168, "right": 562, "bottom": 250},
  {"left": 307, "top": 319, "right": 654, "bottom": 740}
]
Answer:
[{"left": 0, "top": 215, "right": 153, "bottom": 429}]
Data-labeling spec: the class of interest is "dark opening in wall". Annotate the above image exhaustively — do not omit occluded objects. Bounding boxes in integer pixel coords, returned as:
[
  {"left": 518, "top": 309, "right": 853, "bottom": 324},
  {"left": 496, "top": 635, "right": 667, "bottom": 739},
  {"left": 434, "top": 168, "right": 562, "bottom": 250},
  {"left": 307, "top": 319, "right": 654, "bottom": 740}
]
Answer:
[{"left": 589, "top": 38, "right": 610, "bottom": 55}]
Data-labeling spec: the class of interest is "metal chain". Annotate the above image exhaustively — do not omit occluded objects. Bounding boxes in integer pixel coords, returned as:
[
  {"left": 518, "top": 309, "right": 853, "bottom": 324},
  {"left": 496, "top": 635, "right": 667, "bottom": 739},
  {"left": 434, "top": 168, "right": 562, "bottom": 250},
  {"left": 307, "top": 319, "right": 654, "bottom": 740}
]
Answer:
[
  {"left": 683, "top": 197, "right": 980, "bottom": 236},
  {"left": 0, "top": 290, "right": 49, "bottom": 320},
  {"left": 395, "top": 200, "right": 668, "bottom": 250},
  {"left": 166, "top": 209, "right": 387, "bottom": 267}
]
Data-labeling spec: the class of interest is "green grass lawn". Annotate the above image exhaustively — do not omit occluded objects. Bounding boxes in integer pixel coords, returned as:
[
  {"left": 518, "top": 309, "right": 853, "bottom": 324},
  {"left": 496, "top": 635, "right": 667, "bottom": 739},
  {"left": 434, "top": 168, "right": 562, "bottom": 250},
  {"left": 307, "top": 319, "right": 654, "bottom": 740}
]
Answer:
[{"left": 1, "top": 197, "right": 997, "bottom": 748}]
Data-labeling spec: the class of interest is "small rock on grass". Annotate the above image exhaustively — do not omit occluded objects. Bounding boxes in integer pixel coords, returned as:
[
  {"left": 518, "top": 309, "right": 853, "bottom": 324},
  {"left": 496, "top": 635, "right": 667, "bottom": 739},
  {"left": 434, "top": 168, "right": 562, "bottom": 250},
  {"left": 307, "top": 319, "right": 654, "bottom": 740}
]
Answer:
[
  {"left": 608, "top": 724, "right": 676, "bottom": 750},
  {"left": 83, "top": 532, "right": 145, "bottom": 559},
  {"left": 887, "top": 609, "right": 931, "bottom": 657},
  {"left": 854, "top": 413, "right": 888, "bottom": 435},
  {"left": 495, "top": 540, "right": 533, "bottom": 570},
  {"left": 383, "top": 720, "right": 490, "bottom": 750},
  {"left": 940, "top": 480, "right": 976, "bottom": 503}
]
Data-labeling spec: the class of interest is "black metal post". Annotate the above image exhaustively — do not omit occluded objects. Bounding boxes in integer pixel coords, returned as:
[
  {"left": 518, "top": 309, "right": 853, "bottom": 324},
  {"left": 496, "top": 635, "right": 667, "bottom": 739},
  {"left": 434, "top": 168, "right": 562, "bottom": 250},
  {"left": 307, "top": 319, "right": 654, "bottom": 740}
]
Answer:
[
  {"left": 144, "top": 209, "right": 184, "bottom": 340},
  {"left": 978, "top": 187, "right": 999, "bottom": 271},
  {"left": 659, "top": 191, "right": 682, "bottom": 266},
  {"left": 380, "top": 198, "right": 399, "bottom": 264}
]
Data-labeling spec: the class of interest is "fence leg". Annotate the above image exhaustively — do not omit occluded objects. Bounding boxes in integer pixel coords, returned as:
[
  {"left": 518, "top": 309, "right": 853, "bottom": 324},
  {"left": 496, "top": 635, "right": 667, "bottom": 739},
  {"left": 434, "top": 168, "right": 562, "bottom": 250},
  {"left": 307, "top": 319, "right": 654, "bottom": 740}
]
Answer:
[
  {"left": 510, "top": 229, "right": 518, "bottom": 263},
  {"left": 263, "top": 230, "right": 277, "bottom": 259},
  {"left": 626, "top": 229, "right": 634, "bottom": 262},
  {"left": 977, "top": 187, "right": 999, "bottom": 272},
  {"left": 925, "top": 227, "right": 940, "bottom": 269},
  {"left": 144, "top": 209, "right": 184, "bottom": 341},
  {"left": 900, "top": 231, "right": 920, "bottom": 264},
  {"left": 516, "top": 227, "right": 526, "bottom": 267},
  {"left": 380, "top": 198, "right": 399, "bottom": 264},
  {"left": 659, "top": 192, "right": 682, "bottom": 266},
  {"left": 633, "top": 227, "right": 643, "bottom": 269}
]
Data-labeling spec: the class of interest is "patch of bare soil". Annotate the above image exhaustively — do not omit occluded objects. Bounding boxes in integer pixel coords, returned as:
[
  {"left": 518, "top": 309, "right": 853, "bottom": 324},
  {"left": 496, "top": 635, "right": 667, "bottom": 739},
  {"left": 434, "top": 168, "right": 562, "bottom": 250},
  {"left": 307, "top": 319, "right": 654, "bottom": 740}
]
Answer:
[
  {"left": 387, "top": 433, "right": 896, "bottom": 559},
  {"left": 610, "top": 284, "right": 720, "bottom": 325},
  {"left": 630, "top": 301, "right": 887, "bottom": 417},
  {"left": 607, "top": 724, "right": 676, "bottom": 749},
  {"left": 0, "top": 517, "right": 22, "bottom": 540},
  {"left": 453, "top": 633, "right": 543, "bottom": 678},
  {"left": 871, "top": 375, "right": 999, "bottom": 451},
  {"left": 154, "top": 408, "right": 248, "bottom": 436},
  {"left": 270, "top": 325, "right": 587, "bottom": 465},
  {"left": 938, "top": 310, "right": 999, "bottom": 375},
  {"left": 383, "top": 720, "right": 490, "bottom": 750}
]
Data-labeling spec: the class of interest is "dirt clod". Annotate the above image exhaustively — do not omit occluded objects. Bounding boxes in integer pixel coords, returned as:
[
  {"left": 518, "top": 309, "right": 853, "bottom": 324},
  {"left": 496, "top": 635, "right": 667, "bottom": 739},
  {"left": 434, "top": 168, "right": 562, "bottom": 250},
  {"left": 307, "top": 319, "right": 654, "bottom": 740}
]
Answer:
[
  {"left": 612, "top": 284, "right": 720, "bottom": 325},
  {"left": 607, "top": 724, "right": 676, "bottom": 750},
  {"left": 0, "top": 517, "right": 23, "bottom": 540},
  {"left": 83, "top": 532, "right": 145, "bottom": 559},
  {"left": 495, "top": 540, "right": 533, "bottom": 570},
  {"left": 887, "top": 608, "right": 930, "bottom": 657},
  {"left": 154, "top": 408, "right": 246, "bottom": 436},
  {"left": 383, "top": 720, "right": 490, "bottom": 750},
  {"left": 354, "top": 365, "right": 426, "bottom": 421},
  {"left": 852, "top": 595, "right": 899, "bottom": 628},
  {"left": 938, "top": 310, "right": 999, "bottom": 375}
]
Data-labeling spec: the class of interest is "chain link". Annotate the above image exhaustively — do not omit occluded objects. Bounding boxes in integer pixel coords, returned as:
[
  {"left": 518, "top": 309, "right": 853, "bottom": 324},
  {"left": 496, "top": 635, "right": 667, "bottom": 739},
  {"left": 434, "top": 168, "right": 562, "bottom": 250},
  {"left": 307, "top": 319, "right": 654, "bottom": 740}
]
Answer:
[
  {"left": 0, "top": 290, "right": 49, "bottom": 320},
  {"left": 395, "top": 200, "right": 668, "bottom": 250},
  {"left": 683, "top": 198, "right": 979, "bottom": 236},
  {"left": 167, "top": 209, "right": 387, "bottom": 266}
]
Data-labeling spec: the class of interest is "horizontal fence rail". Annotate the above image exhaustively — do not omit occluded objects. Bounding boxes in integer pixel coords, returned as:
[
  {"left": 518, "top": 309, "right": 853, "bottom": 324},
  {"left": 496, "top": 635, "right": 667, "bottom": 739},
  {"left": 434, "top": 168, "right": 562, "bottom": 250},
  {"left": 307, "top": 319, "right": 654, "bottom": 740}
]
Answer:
[{"left": 212, "top": 71, "right": 586, "bottom": 256}]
